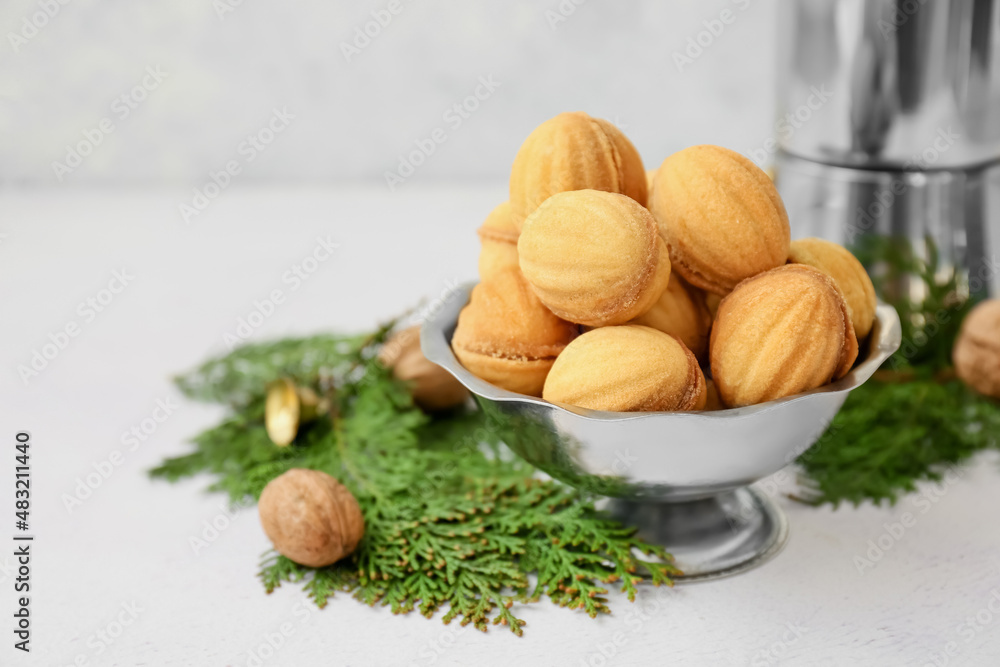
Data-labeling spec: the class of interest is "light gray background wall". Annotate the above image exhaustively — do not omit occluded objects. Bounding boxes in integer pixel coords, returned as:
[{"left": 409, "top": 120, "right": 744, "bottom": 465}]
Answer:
[{"left": 0, "top": 0, "right": 778, "bottom": 187}]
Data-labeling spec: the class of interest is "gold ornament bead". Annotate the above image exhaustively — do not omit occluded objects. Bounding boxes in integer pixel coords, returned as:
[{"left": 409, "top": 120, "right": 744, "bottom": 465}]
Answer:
[
  {"left": 953, "top": 299, "right": 1000, "bottom": 399},
  {"left": 452, "top": 268, "right": 578, "bottom": 396},
  {"left": 649, "top": 145, "right": 790, "bottom": 295},
  {"left": 710, "top": 264, "right": 858, "bottom": 408},
  {"left": 265, "top": 379, "right": 327, "bottom": 447},
  {"left": 543, "top": 325, "right": 706, "bottom": 412},
  {"left": 629, "top": 275, "right": 712, "bottom": 361},
  {"left": 476, "top": 201, "right": 520, "bottom": 282},
  {"left": 509, "top": 111, "right": 646, "bottom": 230},
  {"left": 258, "top": 469, "right": 364, "bottom": 568},
  {"left": 378, "top": 326, "right": 469, "bottom": 411},
  {"left": 788, "top": 237, "right": 877, "bottom": 340},
  {"left": 518, "top": 189, "right": 671, "bottom": 327}
]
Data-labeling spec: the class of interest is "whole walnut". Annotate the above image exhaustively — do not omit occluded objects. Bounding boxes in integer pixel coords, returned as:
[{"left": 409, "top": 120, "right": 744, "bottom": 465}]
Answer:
[
  {"left": 379, "top": 326, "right": 469, "bottom": 411},
  {"left": 258, "top": 469, "right": 364, "bottom": 568},
  {"left": 509, "top": 112, "right": 647, "bottom": 230},
  {"left": 953, "top": 299, "right": 1000, "bottom": 399}
]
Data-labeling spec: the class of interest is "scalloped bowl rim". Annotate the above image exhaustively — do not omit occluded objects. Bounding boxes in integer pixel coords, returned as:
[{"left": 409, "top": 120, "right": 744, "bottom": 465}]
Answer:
[{"left": 422, "top": 283, "right": 902, "bottom": 420}]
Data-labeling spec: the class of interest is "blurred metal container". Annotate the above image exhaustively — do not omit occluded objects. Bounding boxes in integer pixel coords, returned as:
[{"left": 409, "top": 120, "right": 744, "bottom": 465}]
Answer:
[{"left": 774, "top": 0, "right": 1000, "bottom": 299}]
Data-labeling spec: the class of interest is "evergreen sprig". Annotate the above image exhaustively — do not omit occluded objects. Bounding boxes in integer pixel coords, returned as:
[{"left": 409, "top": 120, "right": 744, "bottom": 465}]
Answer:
[
  {"left": 152, "top": 332, "right": 678, "bottom": 634},
  {"left": 796, "top": 236, "right": 1000, "bottom": 506},
  {"left": 796, "top": 379, "right": 1000, "bottom": 506}
]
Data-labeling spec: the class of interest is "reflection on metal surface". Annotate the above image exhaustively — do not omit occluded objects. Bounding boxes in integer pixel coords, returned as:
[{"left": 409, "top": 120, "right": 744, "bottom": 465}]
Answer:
[
  {"left": 776, "top": 0, "right": 1000, "bottom": 301},
  {"left": 778, "top": 0, "right": 1000, "bottom": 169},
  {"left": 421, "top": 284, "right": 901, "bottom": 578},
  {"left": 776, "top": 154, "right": 1000, "bottom": 301},
  {"left": 604, "top": 488, "right": 789, "bottom": 583}
]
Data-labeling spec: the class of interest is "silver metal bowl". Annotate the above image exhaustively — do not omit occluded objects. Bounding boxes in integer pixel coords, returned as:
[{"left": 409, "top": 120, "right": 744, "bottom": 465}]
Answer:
[{"left": 422, "top": 284, "right": 902, "bottom": 580}]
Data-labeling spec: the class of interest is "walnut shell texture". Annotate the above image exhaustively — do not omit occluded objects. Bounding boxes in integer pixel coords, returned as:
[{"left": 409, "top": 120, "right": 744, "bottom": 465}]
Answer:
[
  {"left": 650, "top": 145, "right": 790, "bottom": 295},
  {"left": 788, "top": 237, "right": 877, "bottom": 340},
  {"left": 629, "top": 274, "right": 712, "bottom": 360},
  {"left": 452, "top": 268, "right": 578, "bottom": 396},
  {"left": 378, "top": 326, "right": 469, "bottom": 411},
  {"left": 258, "top": 469, "right": 364, "bottom": 568},
  {"left": 476, "top": 201, "right": 520, "bottom": 282},
  {"left": 518, "top": 190, "right": 671, "bottom": 327},
  {"left": 710, "top": 265, "right": 859, "bottom": 408},
  {"left": 953, "top": 299, "right": 1000, "bottom": 399},
  {"left": 509, "top": 111, "right": 646, "bottom": 230},
  {"left": 543, "top": 325, "right": 706, "bottom": 412}
]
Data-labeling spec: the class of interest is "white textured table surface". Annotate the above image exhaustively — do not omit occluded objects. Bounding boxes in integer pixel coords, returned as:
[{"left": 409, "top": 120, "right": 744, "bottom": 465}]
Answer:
[{"left": 2, "top": 187, "right": 999, "bottom": 667}]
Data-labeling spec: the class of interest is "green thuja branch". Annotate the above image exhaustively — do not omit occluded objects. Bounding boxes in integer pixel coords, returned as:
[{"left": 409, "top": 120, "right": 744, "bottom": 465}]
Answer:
[
  {"left": 152, "top": 331, "right": 677, "bottom": 635},
  {"left": 796, "top": 236, "right": 1000, "bottom": 506}
]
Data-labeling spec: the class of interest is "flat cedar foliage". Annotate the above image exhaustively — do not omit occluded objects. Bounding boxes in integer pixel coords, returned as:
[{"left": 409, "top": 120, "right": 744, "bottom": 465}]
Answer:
[
  {"left": 794, "top": 236, "right": 1000, "bottom": 505},
  {"left": 152, "top": 236, "right": 1000, "bottom": 631},
  {"left": 152, "top": 325, "right": 678, "bottom": 635}
]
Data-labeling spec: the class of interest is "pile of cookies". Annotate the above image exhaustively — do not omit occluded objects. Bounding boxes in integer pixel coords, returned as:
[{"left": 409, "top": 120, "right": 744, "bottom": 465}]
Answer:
[{"left": 452, "top": 112, "right": 878, "bottom": 411}]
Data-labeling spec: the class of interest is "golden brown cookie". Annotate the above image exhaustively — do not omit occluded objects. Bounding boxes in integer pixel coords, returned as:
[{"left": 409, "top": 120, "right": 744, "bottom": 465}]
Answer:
[
  {"left": 509, "top": 112, "right": 646, "bottom": 230},
  {"left": 452, "top": 268, "right": 578, "bottom": 396},
  {"left": 518, "top": 189, "right": 671, "bottom": 327},
  {"left": 630, "top": 275, "right": 712, "bottom": 361},
  {"left": 710, "top": 265, "right": 858, "bottom": 407},
  {"left": 543, "top": 325, "right": 706, "bottom": 412},
  {"left": 476, "top": 201, "right": 519, "bottom": 282},
  {"left": 649, "top": 145, "right": 790, "bottom": 295},
  {"left": 953, "top": 299, "right": 1000, "bottom": 399},
  {"left": 788, "top": 237, "right": 877, "bottom": 340}
]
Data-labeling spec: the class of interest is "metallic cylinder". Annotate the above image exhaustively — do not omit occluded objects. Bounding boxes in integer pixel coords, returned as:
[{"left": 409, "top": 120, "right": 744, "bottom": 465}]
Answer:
[{"left": 774, "top": 0, "right": 1000, "bottom": 297}]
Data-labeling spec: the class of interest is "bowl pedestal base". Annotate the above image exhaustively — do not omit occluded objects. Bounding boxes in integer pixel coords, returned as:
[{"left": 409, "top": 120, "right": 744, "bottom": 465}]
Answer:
[{"left": 605, "top": 488, "right": 789, "bottom": 582}]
